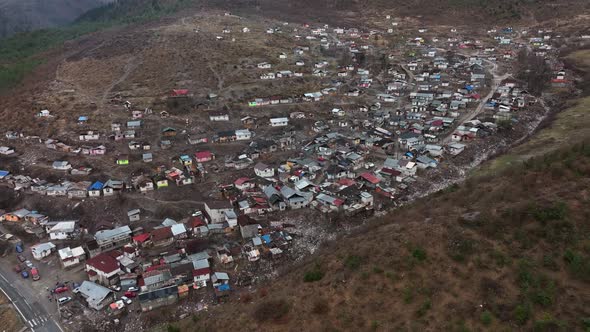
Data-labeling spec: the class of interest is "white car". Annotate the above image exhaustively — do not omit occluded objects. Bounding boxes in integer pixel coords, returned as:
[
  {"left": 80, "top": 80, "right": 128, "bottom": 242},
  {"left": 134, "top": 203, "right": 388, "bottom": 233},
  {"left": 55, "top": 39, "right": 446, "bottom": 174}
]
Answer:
[
  {"left": 127, "top": 286, "right": 139, "bottom": 292},
  {"left": 72, "top": 287, "right": 80, "bottom": 294},
  {"left": 25, "top": 260, "right": 33, "bottom": 269},
  {"left": 120, "top": 296, "right": 132, "bottom": 305},
  {"left": 110, "top": 285, "right": 121, "bottom": 292},
  {"left": 58, "top": 297, "right": 72, "bottom": 305}
]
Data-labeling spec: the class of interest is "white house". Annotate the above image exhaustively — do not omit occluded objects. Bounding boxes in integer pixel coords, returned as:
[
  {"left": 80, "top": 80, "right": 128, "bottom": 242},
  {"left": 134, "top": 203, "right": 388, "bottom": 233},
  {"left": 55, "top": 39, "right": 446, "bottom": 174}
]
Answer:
[
  {"left": 58, "top": 246, "right": 85, "bottom": 268},
  {"left": 31, "top": 242, "right": 56, "bottom": 260},
  {"left": 254, "top": 162, "right": 274, "bottom": 178},
  {"left": 270, "top": 117, "right": 289, "bottom": 127},
  {"left": 0, "top": 146, "right": 15, "bottom": 155},
  {"left": 47, "top": 221, "right": 77, "bottom": 240},
  {"left": 52, "top": 161, "right": 72, "bottom": 171},
  {"left": 235, "top": 129, "right": 252, "bottom": 140},
  {"left": 204, "top": 201, "right": 234, "bottom": 224}
]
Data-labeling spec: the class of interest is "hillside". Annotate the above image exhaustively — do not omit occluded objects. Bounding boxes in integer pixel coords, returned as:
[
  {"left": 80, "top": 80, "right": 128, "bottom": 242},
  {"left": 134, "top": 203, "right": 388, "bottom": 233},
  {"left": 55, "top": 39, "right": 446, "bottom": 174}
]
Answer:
[
  {"left": 152, "top": 51, "right": 590, "bottom": 331},
  {"left": 160, "top": 143, "right": 590, "bottom": 332},
  {"left": 0, "top": 0, "right": 112, "bottom": 39}
]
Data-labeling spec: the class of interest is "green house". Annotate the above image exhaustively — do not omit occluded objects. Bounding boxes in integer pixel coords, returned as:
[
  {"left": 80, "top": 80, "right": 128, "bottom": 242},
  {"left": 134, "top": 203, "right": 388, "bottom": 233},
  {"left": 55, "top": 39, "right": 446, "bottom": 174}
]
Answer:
[{"left": 117, "top": 155, "right": 129, "bottom": 165}]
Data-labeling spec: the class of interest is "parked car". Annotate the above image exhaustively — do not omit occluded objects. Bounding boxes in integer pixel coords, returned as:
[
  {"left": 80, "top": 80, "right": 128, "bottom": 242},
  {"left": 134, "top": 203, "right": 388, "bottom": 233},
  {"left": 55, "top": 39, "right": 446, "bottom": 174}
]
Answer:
[
  {"left": 14, "top": 264, "right": 21, "bottom": 273},
  {"left": 110, "top": 285, "right": 121, "bottom": 292},
  {"left": 15, "top": 244, "right": 23, "bottom": 253},
  {"left": 53, "top": 286, "right": 69, "bottom": 294},
  {"left": 57, "top": 297, "right": 72, "bottom": 305},
  {"left": 17, "top": 255, "right": 25, "bottom": 262},
  {"left": 120, "top": 296, "right": 132, "bottom": 305},
  {"left": 25, "top": 260, "right": 33, "bottom": 269},
  {"left": 127, "top": 286, "right": 139, "bottom": 292},
  {"left": 21, "top": 271, "right": 29, "bottom": 279},
  {"left": 31, "top": 268, "right": 40, "bottom": 281},
  {"left": 123, "top": 291, "right": 136, "bottom": 298},
  {"left": 72, "top": 287, "right": 80, "bottom": 294}
]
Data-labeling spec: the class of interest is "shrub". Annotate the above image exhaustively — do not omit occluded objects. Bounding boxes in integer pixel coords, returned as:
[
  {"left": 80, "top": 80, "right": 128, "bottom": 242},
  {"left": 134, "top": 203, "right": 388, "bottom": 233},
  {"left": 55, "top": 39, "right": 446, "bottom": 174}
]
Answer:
[
  {"left": 254, "top": 298, "right": 290, "bottom": 321},
  {"left": 514, "top": 303, "right": 531, "bottom": 325},
  {"left": 304, "top": 268, "right": 325, "bottom": 283},
  {"left": 481, "top": 310, "right": 493, "bottom": 326},
  {"left": 412, "top": 247, "right": 427, "bottom": 262},
  {"left": 563, "top": 250, "right": 590, "bottom": 281},
  {"left": 402, "top": 286, "right": 414, "bottom": 304},
  {"left": 343, "top": 255, "right": 362, "bottom": 270},
  {"left": 167, "top": 325, "right": 181, "bottom": 332},
  {"left": 531, "top": 201, "right": 568, "bottom": 223},
  {"left": 372, "top": 266, "right": 384, "bottom": 274},
  {"left": 416, "top": 299, "right": 432, "bottom": 317}
]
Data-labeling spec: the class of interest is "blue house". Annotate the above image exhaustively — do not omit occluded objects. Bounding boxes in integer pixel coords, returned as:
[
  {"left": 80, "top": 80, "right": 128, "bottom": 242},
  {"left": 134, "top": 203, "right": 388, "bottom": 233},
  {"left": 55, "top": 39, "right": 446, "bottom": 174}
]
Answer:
[{"left": 88, "top": 181, "right": 104, "bottom": 197}]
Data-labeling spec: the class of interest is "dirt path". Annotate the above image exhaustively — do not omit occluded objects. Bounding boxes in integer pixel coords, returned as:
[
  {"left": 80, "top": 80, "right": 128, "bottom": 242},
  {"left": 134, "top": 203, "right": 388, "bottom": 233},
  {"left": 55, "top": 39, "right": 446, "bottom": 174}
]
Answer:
[
  {"left": 98, "top": 56, "right": 141, "bottom": 110},
  {"left": 441, "top": 54, "right": 511, "bottom": 144}
]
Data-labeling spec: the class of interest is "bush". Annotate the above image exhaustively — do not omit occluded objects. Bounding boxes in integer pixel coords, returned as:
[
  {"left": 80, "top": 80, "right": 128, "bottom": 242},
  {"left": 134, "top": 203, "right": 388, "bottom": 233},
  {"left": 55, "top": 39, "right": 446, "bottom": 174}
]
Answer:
[
  {"left": 416, "top": 299, "right": 432, "bottom": 317},
  {"left": 402, "top": 286, "right": 414, "bottom": 304},
  {"left": 412, "top": 247, "right": 427, "bottom": 262},
  {"left": 253, "top": 298, "right": 290, "bottom": 321},
  {"left": 514, "top": 303, "right": 531, "bottom": 325},
  {"left": 481, "top": 310, "right": 493, "bottom": 326},
  {"left": 167, "top": 325, "right": 181, "bottom": 332},
  {"left": 343, "top": 255, "right": 362, "bottom": 270},
  {"left": 304, "top": 264, "right": 324, "bottom": 282},
  {"left": 563, "top": 250, "right": 590, "bottom": 281},
  {"left": 531, "top": 202, "right": 568, "bottom": 223}
]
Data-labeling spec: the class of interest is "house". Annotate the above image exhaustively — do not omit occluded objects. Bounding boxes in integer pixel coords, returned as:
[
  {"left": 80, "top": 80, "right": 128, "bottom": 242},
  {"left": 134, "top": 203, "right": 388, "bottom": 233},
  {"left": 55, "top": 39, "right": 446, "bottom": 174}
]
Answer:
[
  {"left": 195, "top": 151, "right": 214, "bottom": 163},
  {"left": 86, "top": 252, "right": 121, "bottom": 285},
  {"left": 47, "top": 221, "right": 77, "bottom": 240},
  {"left": 1, "top": 208, "right": 31, "bottom": 222},
  {"left": 416, "top": 155, "right": 438, "bottom": 169},
  {"left": 280, "top": 186, "right": 312, "bottom": 209},
  {"left": 235, "top": 129, "right": 252, "bottom": 140},
  {"left": 254, "top": 162, "right": 274, "bottom": 178},
  {"left": 234, "top": 177, "right": 254, "bottom": 191},
  {"left": 93, "top": 226, "right": 132, "bottom": 254},
  {"left": 0, "top": 146, "right": 15, "bottom": 155},
  {"left": 88, "top": 181, "right": 103, "bottom": 197},
  {"left": 78, "top": 281, "right": 114, "bottom": 310},
  {"left": 204, "top": 201, "right": 234, "bottom": 224},
  {"left": 211, "top": 272, "right": 230, "bottom": 288},
  {"left": 153, "top": 175, "right": 169, "bottom": 189},
  {"left": 58, "top": 246, "right": 85, "bottom": 268},
  {"left": 52, "top": 161, "right": 72, "bottom": 171},
  {"left": 209, "top": 111, "right": 230, "bottom": 121},
  {"left": 448, "top": 143, "right": 466, "bottom": 155},
  {"left": 162, "top": 127, "right": 177, "bottom": 137},
  {"left": 79, "top": 131, "right": 100, "bottom": 141},
  {"left": 128, "top": 209, "right": 141, "bottom": 222},
  {"left": 171, "top": 224, "right": 187, "bottom": 239},
  {"left": 151, "top": 226, "right": 174, "bottom": 247},
  {"left": 31, "top": 242, "right": 56, "bottom": 260},
  {"left": 269, "top": 117, "right": 289, "bottom": 127},
  {"left": 116, "top": 155, "right": 129, "bottom": 165},
  {"left": 143, "top": 153, "right": 153, "bottom": 163},
  {"left": 192, "top": 264, "right": 211, "bottom": 289}
]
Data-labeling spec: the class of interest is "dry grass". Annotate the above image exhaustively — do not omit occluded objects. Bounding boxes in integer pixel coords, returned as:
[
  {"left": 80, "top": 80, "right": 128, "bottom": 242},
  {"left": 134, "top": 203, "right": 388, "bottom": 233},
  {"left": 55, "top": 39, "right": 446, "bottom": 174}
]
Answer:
[{"left": 0, "top": 293, "right": 24, "bottom": 332}]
